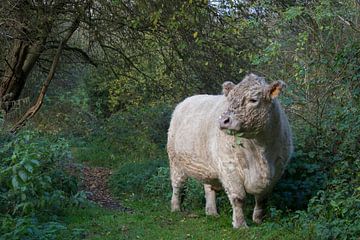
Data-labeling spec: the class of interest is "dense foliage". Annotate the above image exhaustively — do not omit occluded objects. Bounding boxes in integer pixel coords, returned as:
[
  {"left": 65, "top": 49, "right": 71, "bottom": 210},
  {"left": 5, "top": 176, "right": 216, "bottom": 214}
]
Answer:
[
  {"left": 0, "top": 131, "right": 85, "bottom": 239},
  {"left": 105, "top": 1, "right": 359, "bottom": 239},
  {"left": 1, "top": 0, "right": 359, "bottom": 239}
]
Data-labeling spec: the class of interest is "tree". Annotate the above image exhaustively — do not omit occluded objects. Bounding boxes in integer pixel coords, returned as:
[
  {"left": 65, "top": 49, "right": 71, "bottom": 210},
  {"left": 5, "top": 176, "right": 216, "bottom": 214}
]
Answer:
[
  {"left": 83, "top": 0, "right": 262, "bottom": 114},
  {"left": 0, "top": 0, "right": 93, "bottom": 131},
  {"left": 0, "top": 0, "right": 267, "bottom": 128}
]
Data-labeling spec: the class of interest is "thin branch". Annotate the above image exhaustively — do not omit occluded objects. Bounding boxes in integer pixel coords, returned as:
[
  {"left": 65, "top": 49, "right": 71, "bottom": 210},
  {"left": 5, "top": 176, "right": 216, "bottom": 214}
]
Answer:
[
  {"left": 99, "top": 43, "right": 154, "bottom": 82},
  {"left": 337, "top": 15, "right": 360, "bottom": 33},
  {"left": 63, "top": 44, "right": 97, "bottom": 67},
  {"left": 289, "top": 108, "right": 322, "bottom": 132},
  {"left": 11, "top": 17, "right": 80, "bottom": 132},
  {"left": 4, "top": 59, "right": 15, "bottom": 75},
  {"left": 46, "top": 43, "right": 98, "bottom": 67}
]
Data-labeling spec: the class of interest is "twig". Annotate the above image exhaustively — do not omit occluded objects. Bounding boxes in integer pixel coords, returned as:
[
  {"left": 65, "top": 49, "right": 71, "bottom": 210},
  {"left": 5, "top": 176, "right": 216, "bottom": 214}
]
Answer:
[
  {"left": 10, "top": 17, "right": 81, "bottom": 133},
  {"left": 337, "top": 15, "right": 360, "bottom": 33}
]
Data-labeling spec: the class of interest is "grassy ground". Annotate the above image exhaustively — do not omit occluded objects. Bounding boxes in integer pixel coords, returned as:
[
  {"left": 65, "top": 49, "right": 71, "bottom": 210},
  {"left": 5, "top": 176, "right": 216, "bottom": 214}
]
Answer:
[
  {"left": 62, "top": 197, "right": 307, "bottom": 240},
  {"left": 65, "top": 144, "right": 310, "bottom": 240}
]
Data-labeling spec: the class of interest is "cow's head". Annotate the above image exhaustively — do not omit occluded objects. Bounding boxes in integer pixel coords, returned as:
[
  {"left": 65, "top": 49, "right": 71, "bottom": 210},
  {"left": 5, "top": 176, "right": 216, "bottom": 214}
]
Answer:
[{"left": 219, "top": 73, "right": 286, "bottom": 137}]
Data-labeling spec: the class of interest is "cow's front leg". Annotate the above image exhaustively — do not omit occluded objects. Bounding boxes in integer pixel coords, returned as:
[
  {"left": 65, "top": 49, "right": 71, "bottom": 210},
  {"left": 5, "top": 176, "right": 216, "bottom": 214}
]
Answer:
[
  {"left": 204, "top": 184, "right": 218, "bottom": 216},
  {"left": 253, "top": 195, "right": 267, "bottom": 224},
  {"left": 223, "top": 178, "right": 247, "bottom": 228},
  {"left": 229, "top": 194, "right": 247, "bottom": 228}
]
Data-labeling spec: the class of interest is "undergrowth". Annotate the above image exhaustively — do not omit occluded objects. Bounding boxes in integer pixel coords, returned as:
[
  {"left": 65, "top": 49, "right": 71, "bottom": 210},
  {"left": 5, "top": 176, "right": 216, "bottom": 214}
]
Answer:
[{"left": 0, "top": 131, "right": 86, "bottom": 240}]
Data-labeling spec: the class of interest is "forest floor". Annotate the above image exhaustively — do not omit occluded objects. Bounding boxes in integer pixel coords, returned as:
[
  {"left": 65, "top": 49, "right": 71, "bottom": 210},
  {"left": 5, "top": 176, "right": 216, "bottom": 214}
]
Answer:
[
  {"left": 62, "top": 163, "right": 303, "bottom": 240},
  {"left": 80, "top": 166, "right": 129, "bottom": 211}
]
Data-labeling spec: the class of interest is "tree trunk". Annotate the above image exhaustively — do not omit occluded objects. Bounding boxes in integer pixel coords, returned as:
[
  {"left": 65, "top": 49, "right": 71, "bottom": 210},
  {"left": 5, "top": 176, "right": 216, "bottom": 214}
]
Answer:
[
  {"left": 0, "top": 39, "right": 44, "bottom": 112},
  {"left": 10, "top": 18, "right": 80, "bottom": 133}
]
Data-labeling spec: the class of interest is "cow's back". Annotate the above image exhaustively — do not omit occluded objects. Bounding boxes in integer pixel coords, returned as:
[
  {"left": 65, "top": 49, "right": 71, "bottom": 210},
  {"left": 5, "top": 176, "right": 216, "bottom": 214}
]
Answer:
[{"left": 167, "top": 94, "right": 226, "bottom": 181}]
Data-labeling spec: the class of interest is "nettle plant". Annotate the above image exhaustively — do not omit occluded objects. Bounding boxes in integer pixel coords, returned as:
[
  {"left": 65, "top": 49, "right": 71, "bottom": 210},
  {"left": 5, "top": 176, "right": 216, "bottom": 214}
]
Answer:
[
  {"left": 0, "top": 131, "right": 78, "bottom": 216},
  {"left": 225, "top": 129, "right": 244, "bottom": 146}
]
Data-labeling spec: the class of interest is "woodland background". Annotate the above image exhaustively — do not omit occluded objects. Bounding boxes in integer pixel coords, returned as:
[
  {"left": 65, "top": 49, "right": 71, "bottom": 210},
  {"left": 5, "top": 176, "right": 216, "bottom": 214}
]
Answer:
[{"left": 0, "top": 0, "right": 359, "bottom": 239}]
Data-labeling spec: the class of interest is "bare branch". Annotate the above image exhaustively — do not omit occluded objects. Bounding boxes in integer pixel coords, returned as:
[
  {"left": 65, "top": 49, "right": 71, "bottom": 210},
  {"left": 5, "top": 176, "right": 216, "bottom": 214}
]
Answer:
[
  {"left": 11, "top": 17, "right": 81, "bottom": 132},
  {"left": 64, "top": 45, "right": 97, "bottom": 66},
  {"left": 99, "top": 43, "right": 154, "bottom": 82},
  {"left": 337, "top": 15, "right": 360, "bottom": 33}
]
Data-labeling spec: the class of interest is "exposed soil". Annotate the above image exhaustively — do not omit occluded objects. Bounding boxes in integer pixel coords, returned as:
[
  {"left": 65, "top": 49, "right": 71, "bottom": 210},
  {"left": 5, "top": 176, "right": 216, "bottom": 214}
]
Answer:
[{"left": 79, "top": 165, "right": 132, "bottom": 212}]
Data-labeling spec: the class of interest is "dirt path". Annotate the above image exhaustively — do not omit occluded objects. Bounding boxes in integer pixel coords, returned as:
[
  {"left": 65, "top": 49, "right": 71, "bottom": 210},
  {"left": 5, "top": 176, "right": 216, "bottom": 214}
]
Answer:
[{"left": 80, "top": 165, "right": 131, "bottom": 212}]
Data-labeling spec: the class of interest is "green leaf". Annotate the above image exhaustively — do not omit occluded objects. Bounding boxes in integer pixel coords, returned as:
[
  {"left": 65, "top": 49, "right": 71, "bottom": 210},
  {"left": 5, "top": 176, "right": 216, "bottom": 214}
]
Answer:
[
  {"left": 284, "top": 6, "right": 304, "bottom": 21},
  {"left": 21, "top": 193, "right": 26, "bottom": 201},
  {"left": 235, "top": 132, "right": 244, "bottom": 146},
  {"left": 31, "top": 159, "right": 40, "bottom": 166},
  {"left": 18, "top": 170, "right": 28, "bottom": 182},
  {"left": 24, "top": 163, "right": 34, "bottom": 173},
  {"left": 226, "top": 129, "right": 236, "bottom": 135},
  {"left": 12, "top": 176, "right": 20, "bottom": 190}
]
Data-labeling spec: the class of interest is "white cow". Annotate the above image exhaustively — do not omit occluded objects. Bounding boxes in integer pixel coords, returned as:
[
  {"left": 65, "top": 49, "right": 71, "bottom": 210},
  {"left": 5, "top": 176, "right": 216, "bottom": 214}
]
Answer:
[{"left": 167, "top": 73, "right": 293, "bottom": 228}]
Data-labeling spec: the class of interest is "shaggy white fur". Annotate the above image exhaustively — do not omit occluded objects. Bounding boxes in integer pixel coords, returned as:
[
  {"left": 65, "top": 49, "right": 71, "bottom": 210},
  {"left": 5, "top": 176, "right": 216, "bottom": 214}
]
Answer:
[{"left": 167, "top": 74, "right": 293, "bottom": 228}]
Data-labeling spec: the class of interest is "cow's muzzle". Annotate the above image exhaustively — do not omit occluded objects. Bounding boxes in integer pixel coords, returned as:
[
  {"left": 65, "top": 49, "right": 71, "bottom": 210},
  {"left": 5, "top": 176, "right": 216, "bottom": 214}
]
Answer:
[
  {"left": 219, "top": 115, "right": 231, "bottom": 129},
  {"left": 219, "top": 116, "right": 240, "bottom": 131}
]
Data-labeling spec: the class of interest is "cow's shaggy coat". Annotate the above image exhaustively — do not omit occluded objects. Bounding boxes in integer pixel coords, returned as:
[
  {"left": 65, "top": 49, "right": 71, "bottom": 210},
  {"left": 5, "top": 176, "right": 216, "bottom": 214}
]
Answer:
[{"left": 167, "top": 74, "right": 293, "bottom": 228}]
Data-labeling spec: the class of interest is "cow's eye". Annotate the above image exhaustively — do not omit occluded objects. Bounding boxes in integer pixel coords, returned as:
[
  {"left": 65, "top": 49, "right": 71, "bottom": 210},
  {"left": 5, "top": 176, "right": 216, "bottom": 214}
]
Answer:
[{"left": 249, "top": 99, "right": 258, "bottom": 103}]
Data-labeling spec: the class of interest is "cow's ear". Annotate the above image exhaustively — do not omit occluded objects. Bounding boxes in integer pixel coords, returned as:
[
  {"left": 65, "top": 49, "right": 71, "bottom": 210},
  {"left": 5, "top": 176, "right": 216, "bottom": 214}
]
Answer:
[
  {"left": 222, "top": 81, "right": 235, "bottom": 97},
  {"left": 267, "top": 80, "right": 286, "bottom": 100}
]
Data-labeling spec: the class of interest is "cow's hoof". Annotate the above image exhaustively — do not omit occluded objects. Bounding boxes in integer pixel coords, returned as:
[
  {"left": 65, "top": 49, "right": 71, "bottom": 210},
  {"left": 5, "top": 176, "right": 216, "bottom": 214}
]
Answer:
[
  {"left": 205, "top": 207, "right": 219, "bottom": 217},
  {"left": 206, "top": 212, "right": 220, "bottom": 217},
  {"left": 252, "top": 209, "right": 265, "bottom": 224},
  {"left": 232, "top": 221, "right": 248, "bottom": 229},
  {"left": 171, "top": 207, "right": 181, "bottom": 212}
]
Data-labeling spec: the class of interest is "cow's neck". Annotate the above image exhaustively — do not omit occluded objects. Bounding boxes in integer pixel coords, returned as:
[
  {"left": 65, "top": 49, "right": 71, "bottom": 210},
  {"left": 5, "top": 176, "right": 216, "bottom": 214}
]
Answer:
[
  {"left": 255, "top": 101, "right": 282, "bottom": 148},
  {"left": 248, "top": 101, "right": 284, "bottom": 175}
]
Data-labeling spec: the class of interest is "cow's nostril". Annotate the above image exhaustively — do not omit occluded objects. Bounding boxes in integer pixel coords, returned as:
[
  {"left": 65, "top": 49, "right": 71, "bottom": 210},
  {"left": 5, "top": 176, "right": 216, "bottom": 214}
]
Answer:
[{"left": 223, "top": 118, "right": 230, "bottom": 124}]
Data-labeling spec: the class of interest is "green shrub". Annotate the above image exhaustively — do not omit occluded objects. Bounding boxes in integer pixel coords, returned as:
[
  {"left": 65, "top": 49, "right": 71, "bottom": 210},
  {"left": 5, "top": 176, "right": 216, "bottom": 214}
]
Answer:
[
  {"left": 75, "top": 103, "right": 172, "bottom": 167},
  {"left": 301, "top": 158, "right": 360, "bottom": 239},
  {"left": 0, "top": 130, "right": 85, "bottom": 239},
  {"left": 144, "top": 166, "right": 206, "bottom": 211},
  {"left": 105, "top": 103, "right": 172, "bottom": 152},
  {"left": 32, "top": 98, "right": 98, "bottom": 139},
  {"left": 110, "top": 159, "right": 167, "bottom": 197},
  {"left": 271, "top": 151, "right": 327, "bottom": 210},
  {"left": 268, "top": 104, "right": 360, "bottom": 239},
  {"left": 0, "top": 215, "right": 67, "bottom": 240},
  {"left": 0, "top": 131, "right": 77, "bottom": 215},
  {"left": 144, "top": 167, "right": 172, "bottom": 200}
]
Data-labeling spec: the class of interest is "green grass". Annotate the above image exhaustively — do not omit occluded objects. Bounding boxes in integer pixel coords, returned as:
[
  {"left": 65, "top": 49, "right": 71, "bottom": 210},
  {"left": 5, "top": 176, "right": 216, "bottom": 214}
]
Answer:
[
  {"left": 71, "top": 145, "right": 123, "bottom": 168},
  {"left": 62, "top": 198, "right": 306, "bottom": 240},
  {"left": 67, "top": 141, "right": 309, "bottom": 240}
]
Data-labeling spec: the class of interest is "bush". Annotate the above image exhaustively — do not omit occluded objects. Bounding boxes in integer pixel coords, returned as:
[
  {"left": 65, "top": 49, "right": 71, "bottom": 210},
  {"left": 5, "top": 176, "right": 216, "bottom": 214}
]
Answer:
[
  {"left": 105, "top": 103, "right": 172, "bottom": 152},
  {"left": 144, "top": 166, "right": 210, "bottom": 211},
  {"left": 300, "top": 157, "right": 360, "bottom": 239},
  {"left": 271, "top": 150, "right": 328, "bottom": 210},
  {"left": 0, "top": 215, "right": 67, "bottom": 240},
  {"left": 144, "top": 167, "right": 172, "bottom": 200},
  {"left": 75, "top": 103, "right": 172, "bottom": 167},
  {"left": 111, "top": 162, "right": 206, "bottom": 210},
  {"left": 110, "top": 159, "right": 167, "bottom": 198},
  {"left": 0, "top": 130, "right": 84, "bottom": 239},
  {"left": 268, "top": 102, "right": 360, "bottom": 239},
  {"left": 32, "top": 97, "right": 98, "bottom": 139}
]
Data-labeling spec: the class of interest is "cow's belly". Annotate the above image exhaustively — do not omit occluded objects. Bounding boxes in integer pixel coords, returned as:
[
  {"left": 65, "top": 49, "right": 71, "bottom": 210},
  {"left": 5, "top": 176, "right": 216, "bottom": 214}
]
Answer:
[
  {"left": 242, "top": 160, "right": 279, "bottom": 195},
  {"left": 175, "top": 152, "right": 219, "bottom": 182},
  {"left": 243, "top": 172, "right": 272, "bottom": 195}
]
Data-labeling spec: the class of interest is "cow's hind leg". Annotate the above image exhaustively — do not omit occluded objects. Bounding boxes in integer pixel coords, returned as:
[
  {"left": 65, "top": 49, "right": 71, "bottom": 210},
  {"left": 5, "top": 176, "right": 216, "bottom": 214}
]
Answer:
[
  {"left": 204, "top": 184, "right": 218, "bottom": 216},
  {"left": 170, "top": 166, "right": 186, "bottom": 212},
  {"left": 253, "top": 195, "right": 267, "bottom": 224}
]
